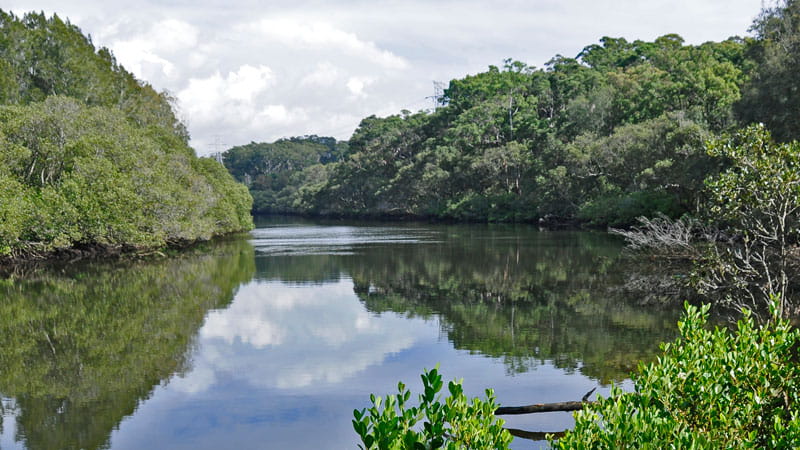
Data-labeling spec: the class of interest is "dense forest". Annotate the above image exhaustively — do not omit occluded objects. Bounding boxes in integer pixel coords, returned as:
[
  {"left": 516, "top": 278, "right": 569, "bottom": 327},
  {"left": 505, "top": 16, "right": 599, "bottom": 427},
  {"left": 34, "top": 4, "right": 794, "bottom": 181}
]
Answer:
[
  {"left": 0, "top": 11, "right": 253, "bottom": 259},
  {"left": 224, "top": 1, "right": 800, "bottom": 227}
]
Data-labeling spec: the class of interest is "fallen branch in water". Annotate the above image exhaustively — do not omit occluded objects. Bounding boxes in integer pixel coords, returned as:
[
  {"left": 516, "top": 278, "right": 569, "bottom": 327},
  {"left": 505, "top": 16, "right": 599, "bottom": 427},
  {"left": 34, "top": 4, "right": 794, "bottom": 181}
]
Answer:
[
  {"left": 505, "top": 428, "right": 566, "bottom": 441},
  {"left": 495, "top": 388, "right": 596, "bottom": 415}
]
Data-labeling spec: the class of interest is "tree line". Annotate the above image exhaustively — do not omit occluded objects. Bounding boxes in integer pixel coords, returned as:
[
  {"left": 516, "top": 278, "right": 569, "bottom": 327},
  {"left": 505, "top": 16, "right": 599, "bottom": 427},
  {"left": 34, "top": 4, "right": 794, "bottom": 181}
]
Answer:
[
  {"left": 0, "top": 10, "right": 253, "bottom": 260},
  {"left": 224, "top": 1, "right": 799, "bottom": 228}
]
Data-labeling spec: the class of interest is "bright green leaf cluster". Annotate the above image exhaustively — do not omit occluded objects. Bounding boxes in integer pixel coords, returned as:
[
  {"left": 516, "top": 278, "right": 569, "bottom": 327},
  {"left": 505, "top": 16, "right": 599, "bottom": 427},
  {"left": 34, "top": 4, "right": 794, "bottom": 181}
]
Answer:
[
  {"left": 353, "top": 366, "right": 513, "bottom": 449},
  {"left": 556, "top": 300, "right": 800, "bottom": 448}
]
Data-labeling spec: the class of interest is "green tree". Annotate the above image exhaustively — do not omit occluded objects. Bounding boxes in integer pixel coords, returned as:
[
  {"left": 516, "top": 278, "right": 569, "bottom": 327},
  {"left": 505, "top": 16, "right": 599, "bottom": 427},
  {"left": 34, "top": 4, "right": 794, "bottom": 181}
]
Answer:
[
  {"left": 738, "top": 0, "right": 800, "bottom": 141},
  {"left": 0, "top": 10, "right": 253, "bottom": 259},
  {"left": 216, "top": 32, "right": 754, "bottom": 226},
  {"left": 0, "top": 97, "right": 252, "bottom": 257},
  {"left": 570, "top": 113, "right": 712, "bottom": 226},
  {"left": 698, "top": 124, "right": 800, "bottom": 317},
  {"left": 222, "top": 136, "right": 345, "bottom": 214}
]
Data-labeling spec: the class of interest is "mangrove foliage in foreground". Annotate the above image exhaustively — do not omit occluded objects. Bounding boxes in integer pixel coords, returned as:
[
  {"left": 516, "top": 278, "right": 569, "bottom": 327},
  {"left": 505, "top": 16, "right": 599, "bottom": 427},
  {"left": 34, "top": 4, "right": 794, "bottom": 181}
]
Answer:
[
  {"left": 557, "top": 301, "right": 800, "bottom": 448},
  {"left": 355, "top": 302, "right": 800, "bottom": 449},
  {"left": 0, "top": 11, "right": 252, "bottom": 259}
]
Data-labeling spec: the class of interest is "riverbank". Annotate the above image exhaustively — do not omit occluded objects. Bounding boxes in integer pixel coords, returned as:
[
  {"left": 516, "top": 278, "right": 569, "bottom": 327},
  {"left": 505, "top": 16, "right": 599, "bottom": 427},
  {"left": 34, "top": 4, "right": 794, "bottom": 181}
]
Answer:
[{"left": 0, "top": 232, "right": 252, "bottom": 276}]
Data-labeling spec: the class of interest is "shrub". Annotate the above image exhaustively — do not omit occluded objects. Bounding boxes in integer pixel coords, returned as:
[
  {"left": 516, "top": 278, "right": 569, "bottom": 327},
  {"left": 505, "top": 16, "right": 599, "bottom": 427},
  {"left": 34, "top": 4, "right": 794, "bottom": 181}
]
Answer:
[
  {"left": 555, "top": 301, "right": 800, "bottom": 449},
  {"left": 578, "top": 190, "right": 683, "bottom": 227},
  {"left": 0, "top": 97, "right": 252, "bottom": 256},
  {"left": 353, "top": 366, "right": 512, "bottom": 449}
]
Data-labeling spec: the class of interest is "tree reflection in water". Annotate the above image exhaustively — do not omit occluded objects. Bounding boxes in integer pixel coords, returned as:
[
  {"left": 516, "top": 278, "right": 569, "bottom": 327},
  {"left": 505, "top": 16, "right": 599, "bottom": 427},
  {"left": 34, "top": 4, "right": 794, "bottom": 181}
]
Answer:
[
  {"left": 254, "top": 223, "right": 682, "bottom": 384},
  {"left": 0, "top": 239, "right": 254, "bottom": 450},
  {"left": 0, "top": 222, "right": 683, "bottom": 449}
]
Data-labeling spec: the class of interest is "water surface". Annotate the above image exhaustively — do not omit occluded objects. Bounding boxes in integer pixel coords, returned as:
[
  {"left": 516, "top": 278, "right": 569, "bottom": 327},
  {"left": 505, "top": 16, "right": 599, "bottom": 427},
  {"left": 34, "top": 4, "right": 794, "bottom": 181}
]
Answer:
[{"left": 0, "top": 218, "right": 681, "bottom": 449}]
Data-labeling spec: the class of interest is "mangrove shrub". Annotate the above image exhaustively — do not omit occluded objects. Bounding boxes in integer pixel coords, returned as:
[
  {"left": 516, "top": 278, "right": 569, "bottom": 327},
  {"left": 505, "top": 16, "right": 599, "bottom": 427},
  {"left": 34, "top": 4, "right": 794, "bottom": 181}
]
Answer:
[
  {"left": 556, "top": 302, "right": 800, "bottom": 448},
  {"left": 353, "top": 366, "right": 512, "bottom": 449},
  {"left": 0, "top": 10, "right": 253, "bottom": 257}
]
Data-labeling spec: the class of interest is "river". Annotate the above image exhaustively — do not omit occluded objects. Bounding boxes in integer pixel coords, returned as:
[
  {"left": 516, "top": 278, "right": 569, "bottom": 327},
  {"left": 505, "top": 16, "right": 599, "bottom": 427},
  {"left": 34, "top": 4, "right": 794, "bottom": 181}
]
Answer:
[{"left": 0, "top": 217, "right": 681, "bottom": 449}]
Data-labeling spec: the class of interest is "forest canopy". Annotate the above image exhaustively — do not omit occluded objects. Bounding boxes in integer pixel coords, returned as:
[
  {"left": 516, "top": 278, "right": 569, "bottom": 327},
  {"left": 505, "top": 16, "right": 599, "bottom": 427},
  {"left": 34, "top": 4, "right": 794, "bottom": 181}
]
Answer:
[
  {"left": 223, "top": 1, "right": 800, "bottom": 227},
  {"left": 0, "top": 11, "right": 253, "bottom": 258}
]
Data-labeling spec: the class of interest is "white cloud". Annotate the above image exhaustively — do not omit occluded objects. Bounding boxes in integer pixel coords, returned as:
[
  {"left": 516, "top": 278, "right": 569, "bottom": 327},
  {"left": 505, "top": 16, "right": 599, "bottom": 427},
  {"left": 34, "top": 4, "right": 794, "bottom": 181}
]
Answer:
[
  {"left": 112, "top": 40, "right": 178, "bottom": 80},
  {"left": 346, "top": 76, "right": 373, "bottom": 97},
  {"left": 255, "top": 104, "right": 301, "bottom": 125},
  {"left": 242, "top": 18, "right": 409, "bottom": 70},
  {"left": 301, "top": 61, "right": 341, "bottom": 87},
  {"left": 225, "top": 65, "right": 274, "bottom": 102},
  {"left": 150, "top": 19, "right": 199, "bottom": 52},
  {"left": 177, "top": 64, "right": 276, "bottom": 126},
  {"left": 177, "top": 73, "right": 225, "bottom": 120},
  {"left": 108, "top": 19, "right": 199, "bottom": 81}
]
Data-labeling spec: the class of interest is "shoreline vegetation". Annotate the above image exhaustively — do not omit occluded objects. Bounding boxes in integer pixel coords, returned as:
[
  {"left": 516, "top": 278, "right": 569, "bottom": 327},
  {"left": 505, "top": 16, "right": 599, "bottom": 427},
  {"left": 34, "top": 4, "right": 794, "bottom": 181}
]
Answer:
[
  {"left": 0, "top": 232, "right": 252, "bottom": 276},
  {"left": 0, "top": 11, "right": 253, "bottom": 265},
  {"left": 222, "top": 37, "right": 745, "bottom": 225}
]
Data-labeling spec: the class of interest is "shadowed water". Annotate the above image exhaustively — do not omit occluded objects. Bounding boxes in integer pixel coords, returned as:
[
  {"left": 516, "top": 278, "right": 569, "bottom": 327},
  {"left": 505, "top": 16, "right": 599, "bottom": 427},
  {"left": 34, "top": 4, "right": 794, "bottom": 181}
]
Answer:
[{"left": 0, "top": 217, "right": 681, "bottom": 449}]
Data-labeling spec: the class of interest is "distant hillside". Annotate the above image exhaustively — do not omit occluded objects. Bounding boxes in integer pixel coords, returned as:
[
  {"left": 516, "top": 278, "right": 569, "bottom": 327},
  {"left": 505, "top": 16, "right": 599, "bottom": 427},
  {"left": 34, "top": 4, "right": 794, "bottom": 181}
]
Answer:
[{"left": 222, "top": 135, "right": 348, "bottom": 214}]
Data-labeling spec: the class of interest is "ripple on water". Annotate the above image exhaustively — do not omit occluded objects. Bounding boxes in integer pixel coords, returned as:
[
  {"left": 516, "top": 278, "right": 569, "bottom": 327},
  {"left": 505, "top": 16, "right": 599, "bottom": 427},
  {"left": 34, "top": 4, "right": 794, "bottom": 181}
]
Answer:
[{"left": 249, "top": 225, "right": 440, "bottom": 255}]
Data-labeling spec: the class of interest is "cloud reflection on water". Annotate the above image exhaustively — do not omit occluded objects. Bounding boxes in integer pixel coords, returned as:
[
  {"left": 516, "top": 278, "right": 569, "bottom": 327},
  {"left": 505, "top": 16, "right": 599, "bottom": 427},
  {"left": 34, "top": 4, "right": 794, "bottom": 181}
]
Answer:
[{"left": 170, "top": 278, "right": 433, "bottom": 393}]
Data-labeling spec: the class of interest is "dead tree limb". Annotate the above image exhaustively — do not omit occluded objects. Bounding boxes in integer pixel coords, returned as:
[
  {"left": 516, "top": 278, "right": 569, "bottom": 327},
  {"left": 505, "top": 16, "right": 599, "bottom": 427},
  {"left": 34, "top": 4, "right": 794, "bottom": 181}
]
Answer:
[
  {"left": 505, "top": 428, "right": 566, "bottom": 441},
  {"left": 495, "top": 388, "right": 596, "bottom": 415},
  {"left": 495, "top": 401, "right": 587, "bottom": 415}
]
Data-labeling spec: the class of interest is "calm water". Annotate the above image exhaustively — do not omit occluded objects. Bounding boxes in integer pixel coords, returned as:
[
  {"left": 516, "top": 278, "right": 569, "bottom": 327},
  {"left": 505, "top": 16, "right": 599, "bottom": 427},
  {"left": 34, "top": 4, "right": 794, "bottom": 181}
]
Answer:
[{"left": 0, "top": 218, "right": 681, "bottom": 449}]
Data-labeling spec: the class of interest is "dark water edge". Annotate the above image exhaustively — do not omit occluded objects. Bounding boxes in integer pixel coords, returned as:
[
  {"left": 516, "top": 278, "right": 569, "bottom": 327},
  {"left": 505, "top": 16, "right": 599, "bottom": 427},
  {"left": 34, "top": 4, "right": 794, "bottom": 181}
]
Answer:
[
  {"left": 251, "top": 210, "right": 589, "bottom": 229},
  {"left": 0, "top": 232, "right": 253, "bottom": 278},
  {"left": 0, "top": 219, "right": 683, "bottom": 449}
]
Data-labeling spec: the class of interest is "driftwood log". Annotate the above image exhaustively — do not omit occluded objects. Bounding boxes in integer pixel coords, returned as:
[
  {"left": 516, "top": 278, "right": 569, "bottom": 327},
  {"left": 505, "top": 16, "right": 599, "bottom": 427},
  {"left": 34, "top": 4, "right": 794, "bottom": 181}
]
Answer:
[
  {"left": 495, "top": 388, "right": 596, "bottom": 416},
  {"left": 506, "top": 428, "right": 566, "bottom": 441}
]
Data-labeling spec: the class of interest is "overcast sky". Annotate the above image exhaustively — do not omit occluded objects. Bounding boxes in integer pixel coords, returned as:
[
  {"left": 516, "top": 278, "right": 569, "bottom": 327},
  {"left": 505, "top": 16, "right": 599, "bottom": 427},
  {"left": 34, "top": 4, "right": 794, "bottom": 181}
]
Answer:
[{"left": 8, "top": 0, "right": 764, "bottom": 155}]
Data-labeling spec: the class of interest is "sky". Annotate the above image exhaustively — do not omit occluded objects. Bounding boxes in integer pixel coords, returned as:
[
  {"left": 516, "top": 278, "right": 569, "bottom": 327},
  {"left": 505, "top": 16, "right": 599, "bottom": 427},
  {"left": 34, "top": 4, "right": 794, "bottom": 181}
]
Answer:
[{"left": 7, "top": 0, "right": 765, "bottom": 155}]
